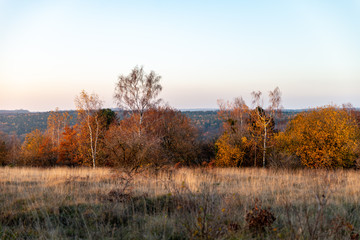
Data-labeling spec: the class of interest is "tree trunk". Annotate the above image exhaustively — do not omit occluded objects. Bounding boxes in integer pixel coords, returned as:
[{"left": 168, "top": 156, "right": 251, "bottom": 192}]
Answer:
[
  {"left": 254, "top": 142, "right": 257, "bottom": 167},
  {"left": 263, "top": 125, "right": 267, "bottom": 168},
  {"left": 87, "top": 114, "right": 96, "bottom": 169},
  {"left": 93, "top": 116, "right": 99, "bottom": 169},
  {"left": 139, "top": 111, "right": 143, "bottom": 136}
]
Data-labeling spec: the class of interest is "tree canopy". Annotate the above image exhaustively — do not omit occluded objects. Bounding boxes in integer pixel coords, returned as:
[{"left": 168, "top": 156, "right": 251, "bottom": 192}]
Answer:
[{"left": 278, "top": 106, "right": 360, "bottom": 168}]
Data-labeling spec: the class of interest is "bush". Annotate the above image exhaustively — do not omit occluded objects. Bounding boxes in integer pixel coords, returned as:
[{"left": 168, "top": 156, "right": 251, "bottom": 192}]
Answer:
[{"left": 245, "top": 199, "right": 276, "bottom": 233}]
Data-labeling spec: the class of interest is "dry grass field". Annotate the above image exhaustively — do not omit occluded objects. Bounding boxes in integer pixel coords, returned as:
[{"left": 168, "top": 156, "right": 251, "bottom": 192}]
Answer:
[{"left": 1, "top": 167, "right": 360, "bottom": 239}]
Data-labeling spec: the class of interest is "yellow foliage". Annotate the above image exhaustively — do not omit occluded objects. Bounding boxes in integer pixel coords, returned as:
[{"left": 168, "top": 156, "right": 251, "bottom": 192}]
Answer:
[
  {"left": 278, "top": 106, "right": 360, "bottom": 168},
  {"left": 215, "top": 133, "right": 244, "bottom": 167}
]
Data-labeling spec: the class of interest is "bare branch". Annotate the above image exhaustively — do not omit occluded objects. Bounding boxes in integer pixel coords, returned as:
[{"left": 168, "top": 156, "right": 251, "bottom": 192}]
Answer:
[{"left": 251, "top": 91, "right": 262, "bottom": 108}]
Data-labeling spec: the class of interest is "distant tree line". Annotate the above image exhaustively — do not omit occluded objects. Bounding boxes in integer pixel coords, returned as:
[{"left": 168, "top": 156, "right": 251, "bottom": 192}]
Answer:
[
  {"left": 0, "top": 108, "right": 223, "bottom": 140},
  {"left": 0, "top": 66, "right": 359, "bottom": 169}
]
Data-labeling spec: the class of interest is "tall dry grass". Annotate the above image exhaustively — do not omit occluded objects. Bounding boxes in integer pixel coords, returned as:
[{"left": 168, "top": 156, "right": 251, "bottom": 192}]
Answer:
[{"left": 0, "top": 167, "right": 359, "bottom": 239}]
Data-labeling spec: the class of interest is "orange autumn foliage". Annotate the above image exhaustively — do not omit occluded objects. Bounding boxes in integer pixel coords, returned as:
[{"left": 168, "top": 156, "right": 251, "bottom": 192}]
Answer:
[
  {"left": 57, "top": 125, "right": 81, "bottom": 166},
  {"left": 278, "top": 106, "right": 360, "bottom": 168},
  {"left": 21, "top": 129, "right": 55, "bottom": 166}
]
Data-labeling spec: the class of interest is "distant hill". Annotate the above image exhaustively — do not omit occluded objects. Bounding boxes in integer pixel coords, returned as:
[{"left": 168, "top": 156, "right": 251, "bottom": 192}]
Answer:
[
  {"left": 0, "top": 109, "right": 304, "bottom": 141},
  {"left": 0, "top": 109, "right": 30, "bottom": 114},
  {"left": 180, "top": 108, "right": 219, "bottom": 112},
  {"left": 0, "top": 111, "right": 78, "bottom": 138}
]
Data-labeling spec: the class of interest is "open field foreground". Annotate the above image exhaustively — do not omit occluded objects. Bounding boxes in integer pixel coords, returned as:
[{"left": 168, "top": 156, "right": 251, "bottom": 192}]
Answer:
[{"left": 1, "top": 167, "right": 360, "bottom": 239}]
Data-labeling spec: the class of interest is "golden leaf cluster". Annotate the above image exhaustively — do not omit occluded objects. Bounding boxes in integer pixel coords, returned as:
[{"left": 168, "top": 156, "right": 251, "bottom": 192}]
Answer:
[{"left": 278, "top": 106, "right": 360, "bottom": 168}]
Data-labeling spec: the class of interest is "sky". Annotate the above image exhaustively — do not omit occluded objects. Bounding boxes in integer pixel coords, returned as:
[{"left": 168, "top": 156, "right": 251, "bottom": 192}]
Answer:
[{"left": 0, "top": 0, "right": 359, "bottom": 112}]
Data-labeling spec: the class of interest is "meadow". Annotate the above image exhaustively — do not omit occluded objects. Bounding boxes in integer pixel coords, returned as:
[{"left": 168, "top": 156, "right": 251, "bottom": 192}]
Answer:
[{"left": 1, "top": 167, "right": 360, "bottom": 239}]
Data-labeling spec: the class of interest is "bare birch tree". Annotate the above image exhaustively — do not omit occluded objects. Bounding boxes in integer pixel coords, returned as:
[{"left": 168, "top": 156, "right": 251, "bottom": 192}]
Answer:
[
  {"left": 114, "top": 66, "right": 162, "bottom": 134},
  {"left": 251, "top": 87, "right": 282, "bottom": 167},
  {"left": 75, "top": 90, "right": 103, "bottom": 168},
  {"left": 217, "top": 97, "right": 249, "bottom": 134},
  {"left": 47, "top": 108, "right": 70, "bottom": 149}
]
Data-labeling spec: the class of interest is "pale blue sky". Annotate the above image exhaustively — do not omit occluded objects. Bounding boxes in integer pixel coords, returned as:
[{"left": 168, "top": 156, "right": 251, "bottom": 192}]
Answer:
[{"left": 0, "top": 0, "right": 359, "bottom": 111}]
